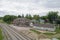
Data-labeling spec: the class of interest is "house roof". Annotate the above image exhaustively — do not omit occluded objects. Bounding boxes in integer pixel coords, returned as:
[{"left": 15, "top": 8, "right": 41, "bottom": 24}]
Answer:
[
  {"left": 13, "top": 18, "right": 32, "bottom": 26},
  {"left": 13, "top": 18, "right": 31, "bottom": 22},
  {"left": 33, "top": 23, "right": 55, "bottom": 28},
  {"left": 14, "top": 18, "right": 30, "bottom": 21}
]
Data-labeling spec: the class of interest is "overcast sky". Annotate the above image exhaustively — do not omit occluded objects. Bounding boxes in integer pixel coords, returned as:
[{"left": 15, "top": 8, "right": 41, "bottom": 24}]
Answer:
[{"left": 0, "top": 0, "right": 60, "bottom": 17}]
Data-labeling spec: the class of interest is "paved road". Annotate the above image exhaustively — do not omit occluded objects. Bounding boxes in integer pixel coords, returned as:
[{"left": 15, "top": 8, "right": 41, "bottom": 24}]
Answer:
[{"left": 0, "top": 23, "right": 33, "bottom": 40}]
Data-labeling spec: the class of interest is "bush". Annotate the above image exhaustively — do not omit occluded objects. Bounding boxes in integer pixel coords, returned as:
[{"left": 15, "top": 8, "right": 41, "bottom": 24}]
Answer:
[
  {"left": 3, "top": 15, "right": 17, "bottom": 24},
  {"left": 55, "top": 27, "right": 60, "bottom": 33},
  {"left": 0, "top": 28, "right": 3, "bottom": 40},
  {"left": 43, "top": 33, "right": 55, "bottom": 35}
]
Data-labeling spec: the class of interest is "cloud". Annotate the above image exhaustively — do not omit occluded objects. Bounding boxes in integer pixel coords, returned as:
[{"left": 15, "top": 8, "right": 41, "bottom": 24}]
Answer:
[
  {"left": 0, "top": 0, "right": 60, "bottom": 17},
  {"left": 45, "top": 0, "right": 60, "bottom": 8}
]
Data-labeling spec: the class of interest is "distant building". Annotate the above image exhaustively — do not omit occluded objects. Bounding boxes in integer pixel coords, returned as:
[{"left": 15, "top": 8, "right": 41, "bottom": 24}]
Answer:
[
  {"left": 31, "top": 19, "right": 39, "bottom": 24},
  {"left": 39, "top": 19, "right": 45, "bottom": 24},
  {"left": 33, "top": 23, "right": 56, "bottom": 31},
  {"left": 13, "top": 18, "right": 31, "bottom": 27},
  {"left": 13, "top": 18, "right": 56, "bottom": 31}
]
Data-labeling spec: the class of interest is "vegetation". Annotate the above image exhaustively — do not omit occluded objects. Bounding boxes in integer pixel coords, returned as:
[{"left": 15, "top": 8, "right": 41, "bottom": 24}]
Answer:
[
  {"left": 0, "top": 20, "right": 4, "bottom": 23},
  {"left": 55, "top": 27, "right": 60, "bottom": 33},
  {"left": 0, "top": 17, "right": 4, "bottom": 23},
  {"left": 3, "top": 15, "right": 17, "bottom": 24},
  {"left": 47, "top": 11, "right": 58, "bottom": 23},
  {"left": 58, "top": 38, "right": 60, "bottom": 40},
  {"left": 33, "top": 15, "right": 40, "bottom": 20},
  {"left": 25, "top": 14, "right": 32, "bottom": 20},
  {"left": 30, "top": 29, "right": 41, "bottom": 34},
  {"left": 21, "top": 14, "right": 24, "bottom": 18},
  {"left": 43, "top": 33, "right": 55, "bottom": 35},
  {"left": 0, "top": 17, "right": 3, "bottom": 20},
  {"left": 0, "top": 28, "right": 3, "bottom": 40},
  {"left": 0, "top": 11, "right": 60, "bottom": 39},
  {"left": 40, "top": 16, "right": 48, "bottom": 20},
  {"left": 0, "top": 11, "right": 59, "bottom": 24},
  {"left": 18, "top": 15, "right": 21, "bottom": 18}
]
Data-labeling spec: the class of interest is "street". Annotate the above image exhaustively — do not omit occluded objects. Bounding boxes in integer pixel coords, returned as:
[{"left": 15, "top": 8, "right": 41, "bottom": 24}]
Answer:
[{"left": 0, "top": 23, "right": 33, "bottom": 40}]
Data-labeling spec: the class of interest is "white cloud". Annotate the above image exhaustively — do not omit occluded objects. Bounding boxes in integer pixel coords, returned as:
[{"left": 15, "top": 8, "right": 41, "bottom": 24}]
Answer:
[{"left": 0, "top": 0, "right": 60, "bottom": 16}]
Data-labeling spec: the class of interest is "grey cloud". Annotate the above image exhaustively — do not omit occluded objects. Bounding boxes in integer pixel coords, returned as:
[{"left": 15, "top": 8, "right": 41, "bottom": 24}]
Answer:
[
  {"left": 45, "top": 0, "right": 60, "bottom": 8},
  {"left": 3, "top": 0, "right": 40, "bottom": 3},
  {"left": 0, "top": 11, "right": 18, "bottom": 17},
  {"left": 0, "top": 0, "right": 60, "bottom": 16}
]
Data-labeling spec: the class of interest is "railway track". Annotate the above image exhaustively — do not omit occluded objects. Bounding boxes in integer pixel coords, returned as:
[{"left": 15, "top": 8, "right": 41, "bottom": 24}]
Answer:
[
  {"left": 9, "top": 25, "right": 33, "bottom": 40},
  {"left": 0, "top": 23, "right": 33, "bottom": 40}
]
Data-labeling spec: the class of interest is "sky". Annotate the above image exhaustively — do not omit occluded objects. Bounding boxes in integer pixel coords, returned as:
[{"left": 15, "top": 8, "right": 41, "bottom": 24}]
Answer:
[{"left": 0, "top": 0, "right": 60, "bottom": 17}]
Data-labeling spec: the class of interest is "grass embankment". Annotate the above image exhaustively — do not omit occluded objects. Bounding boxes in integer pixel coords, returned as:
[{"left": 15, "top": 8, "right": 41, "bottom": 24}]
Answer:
[
  {"left": 43, "top": 33, "right": 55, "bottom": 35},
  {"left": 55, "top": 27, "right": 60, "bottom": 40},
  {"left": 30, "top": 29, "right": 55, "bottom": 35},
  {"left": 55, "top": 27, "right": 60, "bottom": 34},
  {"left": 0, "top": 20, "right": 5, "bottom": 23},
  {"left": 30, "top": 29, "right": 41, "bottom": 34},
  {"left": 30, "top": 29, "right": 57, "bottom": 38},
  {"left": 0, "top": 28, "right": 3, "bottom": 40}
]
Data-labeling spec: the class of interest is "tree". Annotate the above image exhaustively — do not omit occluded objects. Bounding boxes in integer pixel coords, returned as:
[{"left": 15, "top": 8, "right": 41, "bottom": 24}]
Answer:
[
  {"left": 56, "top": 19, "right": 60, "bottom": 24},
  {"left": 29, "top": 14, "right": 32, "bottom": 20},
  {"left": 47, "top": 11, "right": 58, "bottom": 23},
  {"left": 40, "top": 16, "right": 48, "bottom": 20},
  {"left": 33, "top": 15, "right": 40, "bottom": 20},
  {"left": 25, "top": 14, "right": 29, "bottom": 19},
  {"left": 18, "top": 15, "right": 21, "bottom": 18},
  {"left": 21, "top": 14, "right": 24, "bottom": 18},
  {"left": 58, "top": 16, "right": 60, "bottom": 19},
  {"left": 0, "top": 17, "right": 3, "bottom": 20},
  {"left": 25, "top": 14, "right": 32, "bottom": 20},
  {"left": 3, "top": 15, "right": 17, "bottom": 23}
]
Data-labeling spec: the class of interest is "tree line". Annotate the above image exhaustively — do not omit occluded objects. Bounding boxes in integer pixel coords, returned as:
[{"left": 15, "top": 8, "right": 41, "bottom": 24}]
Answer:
[{"left": 0, "top": 11, "right": 60, "bottom": 24}]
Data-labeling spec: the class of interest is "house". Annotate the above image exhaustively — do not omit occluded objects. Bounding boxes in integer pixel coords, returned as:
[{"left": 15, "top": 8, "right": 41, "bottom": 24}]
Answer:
[
  {"left": 13, "top": 18, "right": 56, "bottom": 31},
  {"left": 31, "top": 19, "right": 40, "bottom": 24},
  {"left": 33, "top": 23, "right": 56, "bottom": 31},
  {"left": 13, "top": 18, "right": 31, "bottom": 27},
  {"left": 39, "top": 19, "right": 45, "bottom": 24}
]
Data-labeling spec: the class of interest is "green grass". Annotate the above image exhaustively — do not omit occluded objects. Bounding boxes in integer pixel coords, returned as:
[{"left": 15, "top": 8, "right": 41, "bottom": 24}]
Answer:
[
  {"left": 58, "top": 38, "right": 60, "bottom": 40},
  {"left": 0, "top": 28, "right": 3, "bottom": 40},
  {"left": 55, "top": 27, "right": 60, "bottom": 34},
  {"left": 43, "top": 33, "right": 56, "bottom": 38},
  {"left": 43, "top": 32, "right": 55, "bottom": 35},
  {"left": 30, "top": 29, "right": 41, "bottom": 34},
  {"left": 30, "top": 29, "right": 60, "bottom": 39},
  {"left": 0, "top": 20, "right": 5, "bottom": 23}
]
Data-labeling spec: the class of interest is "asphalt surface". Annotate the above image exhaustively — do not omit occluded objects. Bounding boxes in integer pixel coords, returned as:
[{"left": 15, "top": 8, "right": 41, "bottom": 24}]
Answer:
[{"left": 0, "top": 23, "right": 33, "bottom": 40}]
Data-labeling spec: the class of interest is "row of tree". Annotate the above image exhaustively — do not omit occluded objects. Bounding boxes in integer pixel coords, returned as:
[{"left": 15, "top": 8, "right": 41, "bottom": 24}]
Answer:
[
  {"left": 18, "top": 11, "right": 60, "bottom": 24},
  {"left": 1, "top": 11, "right": 60, "bottom": 24},
  {"left": 3, "top": 15, "right": 17, "bottom": 23},
  {"left": 18, "top": 14, "right": 40, "bottom": 20}
]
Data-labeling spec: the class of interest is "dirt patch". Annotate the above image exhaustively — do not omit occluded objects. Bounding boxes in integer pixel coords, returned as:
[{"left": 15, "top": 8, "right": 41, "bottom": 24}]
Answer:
[{"left": 10, "top": 25, "right": 52, "bottom": 40}]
